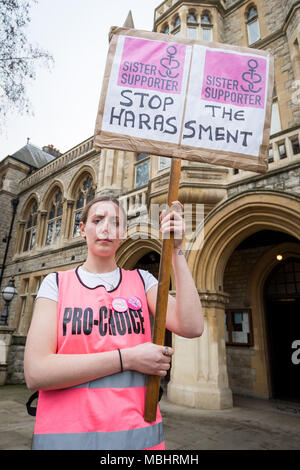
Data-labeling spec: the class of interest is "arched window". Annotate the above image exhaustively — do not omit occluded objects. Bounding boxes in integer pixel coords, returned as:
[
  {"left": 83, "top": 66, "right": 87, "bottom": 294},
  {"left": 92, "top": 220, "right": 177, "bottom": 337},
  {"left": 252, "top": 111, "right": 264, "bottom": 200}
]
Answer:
[
  {"left": 72, "top": 174, "right": 95, "bottom": 237},
  {"left": 162, "top": 24, "right": 169, "bottom": 34},
  {"left": 23, "top": 200, "right": 38, "bottom": 252},
  {"left": 187, "top": 11, "right": 197, "bottom": 24},
  {"left": 0, "top": 173, "right": 6, "bottom": 190},
  {"left": 135, "top": 153, "right": 150, "bottom": 188},
  {"left": 45, "top": 189, "right": 63, "bottom": 245},
  {"left": 247, "top": 5, "right": 258, "bottom": 21},
  {"left": 201, "top": 11, "right": 213, "bottom": 41},
  {"left": 246, "top": 5, "right": 260, "bottom": 45},
  {"left": 201, "top": 12, "right": 212, "bottom": 25},
  {"left": 270, "top": 86, "right": 281, "bottom": 135},
  {"left": 187, "top": 10, "right": 198, "bottom": 39},
  {"left": 173, "top": 15, "right": 181, "bottom": 29}
]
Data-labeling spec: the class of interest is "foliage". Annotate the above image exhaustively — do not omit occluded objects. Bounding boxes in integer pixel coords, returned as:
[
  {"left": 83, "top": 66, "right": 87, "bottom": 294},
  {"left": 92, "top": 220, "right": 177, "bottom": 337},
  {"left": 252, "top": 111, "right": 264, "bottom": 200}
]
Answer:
[{"left": 0, "top": 0, "right": 53, "bottom": 125}]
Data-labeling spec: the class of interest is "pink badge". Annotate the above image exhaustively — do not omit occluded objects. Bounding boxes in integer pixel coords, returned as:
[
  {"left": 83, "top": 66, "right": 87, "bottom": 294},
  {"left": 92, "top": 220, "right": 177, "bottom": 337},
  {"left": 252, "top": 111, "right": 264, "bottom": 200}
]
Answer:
[
  {"left": 127, "top": 296, "right": 142, "bottom": 310},
  {"left": 112, "top": 297, "right": 128, "bottom": 312}
]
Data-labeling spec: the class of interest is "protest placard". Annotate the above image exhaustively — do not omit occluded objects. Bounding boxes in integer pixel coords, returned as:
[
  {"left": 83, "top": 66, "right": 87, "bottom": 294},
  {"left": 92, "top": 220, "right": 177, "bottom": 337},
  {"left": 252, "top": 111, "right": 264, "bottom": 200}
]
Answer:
[{"left": 94, "top": 27, "right": 274, "bottom": 174}]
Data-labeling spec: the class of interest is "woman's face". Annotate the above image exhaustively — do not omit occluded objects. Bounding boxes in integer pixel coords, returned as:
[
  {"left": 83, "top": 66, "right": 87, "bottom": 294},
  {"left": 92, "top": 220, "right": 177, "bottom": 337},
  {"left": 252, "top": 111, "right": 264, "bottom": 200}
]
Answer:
[{"left": 79, "top": 201, "right": 126, "bottom": 257}]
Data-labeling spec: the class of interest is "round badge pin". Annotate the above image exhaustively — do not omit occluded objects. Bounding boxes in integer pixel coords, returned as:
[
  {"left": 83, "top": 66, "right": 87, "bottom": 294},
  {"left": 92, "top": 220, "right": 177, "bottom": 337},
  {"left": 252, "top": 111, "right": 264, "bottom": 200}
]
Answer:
[
  {"left": 127, "top": 296, "right": 142, "bottom": 310},
  {"left": 112, "top": 297, "right": 128, "bottom": 312}
]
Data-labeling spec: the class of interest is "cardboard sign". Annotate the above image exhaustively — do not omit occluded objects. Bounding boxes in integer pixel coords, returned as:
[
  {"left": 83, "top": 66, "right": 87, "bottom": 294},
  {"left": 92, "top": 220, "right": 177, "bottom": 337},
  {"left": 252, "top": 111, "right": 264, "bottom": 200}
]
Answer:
[{"left": 94, "top": 27, "right": 274, "bottom": 174}]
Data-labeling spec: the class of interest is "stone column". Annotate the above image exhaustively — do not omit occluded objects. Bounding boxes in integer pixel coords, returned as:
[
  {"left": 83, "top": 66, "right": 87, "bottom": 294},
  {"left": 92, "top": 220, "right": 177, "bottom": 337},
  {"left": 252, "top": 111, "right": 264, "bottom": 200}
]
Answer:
[
  {"left": 37, "top": 210, "right": 47, "bottom": 247},
  {"left": 15, "top": 221, "right": 25, "bottom": 253},
  {"left": 178, "top": 8, "right": 187, "bottom": 37},
  {"left": 17, "top": 277, "right": 35, "bottom": 336},
  {"left": 116, "top": 151, "right": 125, "bottom": 194},
  {"left": 103, "top": 149, "right": 115, "bottom": 191},
  {"left": 64, "top": 200, "right": 75, "bottom": 239},
  {"left": 167, "top": 291, "right": 233, "bottom": 409},
  {"left": 59, "top": 198, "right": 68, "bottom": 242},
  {"left": 98, "top": 150, "right": 105, "bottom": 191},
  {"left": 0, "top": 326, "right": 15, "bottom": 385}
]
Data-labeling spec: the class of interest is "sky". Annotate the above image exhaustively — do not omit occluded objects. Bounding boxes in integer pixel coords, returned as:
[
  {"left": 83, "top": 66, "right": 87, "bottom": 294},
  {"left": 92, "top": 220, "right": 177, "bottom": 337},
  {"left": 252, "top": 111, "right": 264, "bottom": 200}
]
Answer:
[{"left": 1, "top": 0, "right": 161, "bottom": 160}]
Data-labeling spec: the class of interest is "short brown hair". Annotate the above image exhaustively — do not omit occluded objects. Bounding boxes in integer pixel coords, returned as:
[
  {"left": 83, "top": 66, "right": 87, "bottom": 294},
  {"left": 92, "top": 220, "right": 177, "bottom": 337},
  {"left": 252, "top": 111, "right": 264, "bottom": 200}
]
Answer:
[{"left": 80, "top": 195, "right": 126, "bottom": 226}]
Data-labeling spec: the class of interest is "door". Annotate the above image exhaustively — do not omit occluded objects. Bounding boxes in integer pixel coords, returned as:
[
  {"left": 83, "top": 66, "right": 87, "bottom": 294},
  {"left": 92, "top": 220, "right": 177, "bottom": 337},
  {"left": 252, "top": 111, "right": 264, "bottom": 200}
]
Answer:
[{"left": 264, "top": 258, "right": 300, "bottom": 402}]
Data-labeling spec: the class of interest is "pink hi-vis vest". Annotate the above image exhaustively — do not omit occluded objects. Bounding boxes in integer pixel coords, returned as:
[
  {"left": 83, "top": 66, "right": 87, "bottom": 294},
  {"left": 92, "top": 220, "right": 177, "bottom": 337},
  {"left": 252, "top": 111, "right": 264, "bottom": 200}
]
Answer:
[{"left": 32, "top": 267, "right": 165, "bottom": 450}]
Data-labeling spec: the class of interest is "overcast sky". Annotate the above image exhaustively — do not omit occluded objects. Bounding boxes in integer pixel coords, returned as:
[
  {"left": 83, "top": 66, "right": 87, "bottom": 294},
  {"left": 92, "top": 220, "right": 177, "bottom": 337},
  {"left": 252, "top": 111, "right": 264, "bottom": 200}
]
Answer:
[{"left": 1, "top": 0, "right": 160, "bottom": 160}]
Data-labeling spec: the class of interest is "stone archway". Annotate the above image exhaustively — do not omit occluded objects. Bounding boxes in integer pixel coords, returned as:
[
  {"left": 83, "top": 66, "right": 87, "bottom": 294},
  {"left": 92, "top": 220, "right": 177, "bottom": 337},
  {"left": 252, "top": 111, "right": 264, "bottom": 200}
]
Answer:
[
  {"left": 190, "top": 191, "right": 300, "bottom": 291},
  {"left": 168, "top": 191, "right": 300, "bottom": 410}
]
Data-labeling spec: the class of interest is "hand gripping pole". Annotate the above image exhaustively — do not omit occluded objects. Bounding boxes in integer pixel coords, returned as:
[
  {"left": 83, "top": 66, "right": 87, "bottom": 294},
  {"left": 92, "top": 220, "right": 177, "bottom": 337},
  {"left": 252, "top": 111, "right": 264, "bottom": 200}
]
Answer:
[{"left": 144, "top": 157, "right": 182, "bottom": 422}]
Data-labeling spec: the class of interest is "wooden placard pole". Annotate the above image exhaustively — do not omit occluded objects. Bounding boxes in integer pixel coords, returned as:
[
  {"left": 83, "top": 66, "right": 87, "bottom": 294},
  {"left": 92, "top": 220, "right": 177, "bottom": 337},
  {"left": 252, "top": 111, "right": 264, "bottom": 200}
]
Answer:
[{"left": 144, "top": 157, "right": 182, "bottom": 423}]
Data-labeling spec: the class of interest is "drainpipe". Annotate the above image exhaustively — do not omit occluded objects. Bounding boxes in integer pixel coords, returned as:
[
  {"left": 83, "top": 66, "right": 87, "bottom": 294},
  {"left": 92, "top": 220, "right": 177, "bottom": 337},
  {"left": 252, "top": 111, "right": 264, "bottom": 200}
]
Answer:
[{"left": 0, "top": 197, "right": 19, "bottom": 289}]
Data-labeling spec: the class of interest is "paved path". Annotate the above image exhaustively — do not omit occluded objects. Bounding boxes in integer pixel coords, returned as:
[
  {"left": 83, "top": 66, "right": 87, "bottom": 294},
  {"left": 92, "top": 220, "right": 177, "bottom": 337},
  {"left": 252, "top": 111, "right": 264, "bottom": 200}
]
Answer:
[{"left": 0, "top": 384, "right": 299, "bottom": 450}]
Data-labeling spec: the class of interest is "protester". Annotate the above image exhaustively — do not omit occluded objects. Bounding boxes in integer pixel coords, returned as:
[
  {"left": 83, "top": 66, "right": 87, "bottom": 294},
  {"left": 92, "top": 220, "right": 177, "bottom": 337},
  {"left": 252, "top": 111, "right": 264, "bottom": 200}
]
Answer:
[{"left": 24, "top": 195, "right": 203, "bottom": 450}]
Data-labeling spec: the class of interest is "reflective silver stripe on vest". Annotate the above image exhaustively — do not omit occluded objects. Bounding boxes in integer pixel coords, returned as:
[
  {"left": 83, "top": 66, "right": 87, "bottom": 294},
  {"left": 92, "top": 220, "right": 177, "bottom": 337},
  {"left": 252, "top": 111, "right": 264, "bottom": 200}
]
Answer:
[
  {"left": 32, "top": 421, "right": 164, "bottom": 450},
  {"left": 70, "top": 370, "right": 147, "bottom": 390}
]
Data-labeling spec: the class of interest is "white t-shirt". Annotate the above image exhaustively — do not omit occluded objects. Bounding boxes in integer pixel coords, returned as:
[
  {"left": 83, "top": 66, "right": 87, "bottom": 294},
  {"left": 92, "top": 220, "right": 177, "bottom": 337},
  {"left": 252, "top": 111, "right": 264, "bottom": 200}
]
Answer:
[{"left": 36, "top": 266, "right": 158, "bottom": 303}]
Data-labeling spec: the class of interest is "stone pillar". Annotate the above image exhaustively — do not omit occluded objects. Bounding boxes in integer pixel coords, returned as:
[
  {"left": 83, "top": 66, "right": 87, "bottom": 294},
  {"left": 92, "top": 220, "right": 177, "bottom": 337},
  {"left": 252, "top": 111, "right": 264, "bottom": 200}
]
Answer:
[
  {"left": 116, "top": 151, "right": 125, "bottom": 194},
  {"left": 64, "top": 200, "right": 75, "bottom": 239},
  {"left": 37, "top": 210, "right": 47, "bottom": 247},
  {"left": 103, "top": 149, "right": 115, "bottom": 191},
  {"left": 59, "top": 199, "right": 68, "bottom": 242},
  {"left": 0, "top": 326, "right": 15, "bottom": 385},
  {"left": 167, "top": 291, "right": 233, "bottom": 409},
  {"left": 98, "top": 150, "right": 105, "bottom": 190},
  {"left": 15, "top": 221, "right": 25, "bottom": 253}
]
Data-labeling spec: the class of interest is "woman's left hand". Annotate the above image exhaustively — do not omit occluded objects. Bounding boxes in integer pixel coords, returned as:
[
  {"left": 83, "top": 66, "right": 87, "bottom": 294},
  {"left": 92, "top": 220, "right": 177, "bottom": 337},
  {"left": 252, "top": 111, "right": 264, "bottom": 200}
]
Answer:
[{"left": 159, "top": 200, "right": 185, "bottom": 249}]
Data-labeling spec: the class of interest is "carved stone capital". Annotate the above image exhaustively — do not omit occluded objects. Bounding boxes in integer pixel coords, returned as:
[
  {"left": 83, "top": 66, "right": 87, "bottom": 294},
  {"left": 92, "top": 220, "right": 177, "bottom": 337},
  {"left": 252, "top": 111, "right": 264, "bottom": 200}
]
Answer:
[{"left": 198, "top": 291, "right": 230, "bottom": 308}]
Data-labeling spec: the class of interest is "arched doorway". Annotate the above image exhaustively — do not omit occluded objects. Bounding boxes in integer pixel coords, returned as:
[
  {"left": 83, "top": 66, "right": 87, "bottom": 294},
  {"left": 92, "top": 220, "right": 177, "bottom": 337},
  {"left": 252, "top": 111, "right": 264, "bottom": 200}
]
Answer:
[
  {"left": 264, "top": 257, "right": 300, "bottom": 402},
  {"left": 223, "top": 230, "right": 299, "bottom": 398},
  {"left": 179, "top": 191, "right": 300, "bottom": 409}
]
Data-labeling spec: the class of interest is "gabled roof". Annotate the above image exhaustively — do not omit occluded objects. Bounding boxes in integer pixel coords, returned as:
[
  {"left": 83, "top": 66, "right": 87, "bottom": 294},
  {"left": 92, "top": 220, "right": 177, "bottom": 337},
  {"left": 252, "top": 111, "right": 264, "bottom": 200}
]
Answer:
[{"left": 10, "top": 143, "right": 56, "bottom": 169}]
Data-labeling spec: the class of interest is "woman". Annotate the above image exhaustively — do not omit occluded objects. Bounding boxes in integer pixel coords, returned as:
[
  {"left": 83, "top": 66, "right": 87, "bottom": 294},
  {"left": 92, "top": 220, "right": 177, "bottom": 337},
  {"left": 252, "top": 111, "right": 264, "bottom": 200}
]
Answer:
[{"left": 24, "top": 196, "right": 203, "bottom": 450}]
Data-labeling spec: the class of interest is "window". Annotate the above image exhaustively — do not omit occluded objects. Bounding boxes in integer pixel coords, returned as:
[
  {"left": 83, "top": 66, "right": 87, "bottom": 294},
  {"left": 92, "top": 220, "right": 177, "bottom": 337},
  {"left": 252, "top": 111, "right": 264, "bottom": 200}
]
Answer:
[
  {"left": 135, "top": 153, "right": 150, "bottom": 188},
  {"left": 292, "top": 38, "right": 300, "bottom": 80},
  {"left": 278, "top": 143, "right": 287, "bottom": 159},
  {"left": 291, "top": 137, "right": 300, "bottom": 155},
  {"left": 268, "top": 146, "right": 274, "bottom": 163},
  {"left": 187, "top": 11, "right": 197, "bottom": 24},
  {"left": 45, "top": 189, "right": 63, "bottom": 245},
  {"left": 18, "top": 278, "right": 29, "bottom": 332},
  {"left": 23, "top": 201, "right": 38, "bottom": 252},
  {"left": 162, "top": 24, "right": 169, "bottom": 34},
  {"left": 72, "top": 175, "right": 95, "bottom": 237},
  {"left": 188, "top": 27, "right": 198, "bottom": 39},
  {"left": 271, "top": 102, "right": 281, "bottom": 134},
  {"left": 202, "top": 28, "right": 212, "bottom": 41},
  {"left": 159, "top": 156, "right": 171, "bottom": 170},
  {"left": 201, "top": 12, "right": 213, "bottom": 41},
  {"left": 265, "top": 258, "right": 300, "bottom": 299},
  {"left": 32, "top": 276, "right": 42, "bottom": 303},
  {"left": 270, "top": 86, "right": 281, "bottom": 135},
  {"left": 246, "top": 6, "right": 260, "bottom": 45},
  {"left": 201, "top": 12, "right": 212, "bottom": 25},
  {"left": 0, "top": 173, "right": 6, "bottom": 190},
  {"left": 225, "top": 309, "right": 253, "bottom": 346},
  {"left": 271, "top": 102, "right": 281, "bottom": 135},
  {"left": 173, "top": 15, "right": 181, "bottom": 29}
]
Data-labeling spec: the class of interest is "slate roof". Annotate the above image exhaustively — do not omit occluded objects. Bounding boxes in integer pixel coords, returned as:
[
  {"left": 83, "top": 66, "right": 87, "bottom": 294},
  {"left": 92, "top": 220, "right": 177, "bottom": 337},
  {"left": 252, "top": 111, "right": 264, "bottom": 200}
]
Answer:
[{"left": 10, "top": 143, "right": 56, "bottom": 169}]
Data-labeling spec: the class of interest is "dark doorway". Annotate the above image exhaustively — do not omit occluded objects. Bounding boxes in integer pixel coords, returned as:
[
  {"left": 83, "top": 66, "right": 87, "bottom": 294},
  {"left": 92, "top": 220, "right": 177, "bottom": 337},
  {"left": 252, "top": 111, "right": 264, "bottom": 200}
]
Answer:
[{"left": 264, "top": 258, "right": 300, "bottom": 402}]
